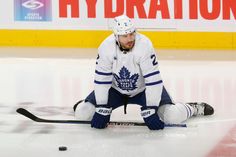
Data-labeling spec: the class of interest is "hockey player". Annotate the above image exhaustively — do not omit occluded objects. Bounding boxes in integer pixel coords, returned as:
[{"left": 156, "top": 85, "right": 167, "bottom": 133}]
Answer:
[{"left": 74, "top": 15, "right": 214, "bottom": 130}]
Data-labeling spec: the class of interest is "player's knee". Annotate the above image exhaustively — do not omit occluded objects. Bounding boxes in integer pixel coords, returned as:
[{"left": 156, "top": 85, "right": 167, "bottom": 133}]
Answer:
[
  {"left": 160, "top": 107, "right": 184, "bottom": 124},
  {"left": 74, "top": 102, "right": 95, "bottom": 120}
]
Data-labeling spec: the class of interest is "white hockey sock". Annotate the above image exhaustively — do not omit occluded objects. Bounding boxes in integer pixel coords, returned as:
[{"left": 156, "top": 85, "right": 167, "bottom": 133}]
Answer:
[
  {"left": 183, "top": 103, "right": 195, "bottom": 118},
  {"left": 74, "top": 101, "right": 95, "bottom": 120}
]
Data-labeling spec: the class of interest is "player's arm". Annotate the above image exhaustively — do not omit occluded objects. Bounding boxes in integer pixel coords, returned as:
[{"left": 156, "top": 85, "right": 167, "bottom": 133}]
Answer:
[
  {"left": 91, "top": 44, "right": 113, "bottom": 129},
  {"left": 94, "top": 47, "right": 113, "bottom": 105},
  {"left": 140, "top": 45, "right": 163, "bottom": 107},
  {"left": 139, "top": 42, "right": 164, "bottom": 130}
]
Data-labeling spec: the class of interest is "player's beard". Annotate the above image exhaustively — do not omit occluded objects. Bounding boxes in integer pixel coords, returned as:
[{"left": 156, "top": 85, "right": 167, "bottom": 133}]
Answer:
[{"left": 121, "top": 40, "right": 135, "bottom": 50}]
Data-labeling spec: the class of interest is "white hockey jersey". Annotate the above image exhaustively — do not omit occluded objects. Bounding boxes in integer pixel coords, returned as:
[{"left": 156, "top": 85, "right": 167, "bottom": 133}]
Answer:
[{"left": 94, "top": 33, "right": 163, "bottom": 107}]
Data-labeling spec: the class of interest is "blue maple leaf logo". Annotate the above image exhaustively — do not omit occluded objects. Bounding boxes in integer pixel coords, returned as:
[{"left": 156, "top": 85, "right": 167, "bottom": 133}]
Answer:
[{"left": 113, "top": 66, "right": 139, "bottom": 91}]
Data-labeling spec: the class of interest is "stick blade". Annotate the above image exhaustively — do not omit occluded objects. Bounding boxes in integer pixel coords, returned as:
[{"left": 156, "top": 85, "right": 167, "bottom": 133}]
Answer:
[{"left": 16, "top": 108, "right": 40, "bottom": 122}]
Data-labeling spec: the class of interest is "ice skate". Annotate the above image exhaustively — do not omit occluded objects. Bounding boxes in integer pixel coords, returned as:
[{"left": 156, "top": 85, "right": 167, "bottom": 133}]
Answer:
[
  {"left": 187, "top": 102, "right": 214, "bottom": 116},
  {"left": 73, "top": 100, "right": 84, "bottom": 112}
]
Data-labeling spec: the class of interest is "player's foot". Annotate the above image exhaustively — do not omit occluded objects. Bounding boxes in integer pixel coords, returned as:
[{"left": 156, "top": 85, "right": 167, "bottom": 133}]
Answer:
[
  {"left": 73, "top": 100, "right": 84, "bottom": 112},
  {"left": 187, "top": 102, "right": 214, "bottom": 116}
]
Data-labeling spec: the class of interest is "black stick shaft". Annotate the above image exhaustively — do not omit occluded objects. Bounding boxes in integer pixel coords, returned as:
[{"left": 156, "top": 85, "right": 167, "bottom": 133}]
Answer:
[{"left": 16, "top": 108, "right": 187, "bottom": 127}]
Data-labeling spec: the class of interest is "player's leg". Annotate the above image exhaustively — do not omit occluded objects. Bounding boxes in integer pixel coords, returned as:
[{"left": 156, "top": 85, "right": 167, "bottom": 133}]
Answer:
[
  {"left": 147, "top": 86, "right": 188, "bottom": 124},
  {"left": 74, "top": 88, "right": 125, "bottom": 120},
  {"left": 156, "top": 86, "right": 189, "bottom": 123},
  {"left": 157, "top": 103, "right": 194, "bottom": 124},
  {"left": 159, "top": 86, "right": 174, "bottom": 105},
  {"left": 157, "top": 102, "right": 214, "bottom": 124},
  {"left": 157, "top": 87, "right": 214, "bottom": 124},
  {"left": 74, "top": 92, "right": 96, "bottom": 120},
  {"left": 74, "top": 101, "right": 95, "bottom": 120}
]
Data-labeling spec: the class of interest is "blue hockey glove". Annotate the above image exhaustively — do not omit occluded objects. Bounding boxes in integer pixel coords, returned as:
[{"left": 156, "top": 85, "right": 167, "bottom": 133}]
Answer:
[
  {"left": 141, "top": 106, "right": 164, "bottom": 130},
  {"left": 91, "top": 105, "right": 112, "bottom": 129}
]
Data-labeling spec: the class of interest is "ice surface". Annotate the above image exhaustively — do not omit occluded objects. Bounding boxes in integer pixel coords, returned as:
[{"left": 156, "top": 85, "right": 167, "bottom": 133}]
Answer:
[{"left": 0, "top": 49, "right": 236, "bottom": 157}]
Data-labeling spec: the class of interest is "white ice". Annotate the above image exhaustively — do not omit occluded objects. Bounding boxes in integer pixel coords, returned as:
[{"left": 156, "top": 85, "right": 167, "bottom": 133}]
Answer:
[{"left": 0, "top": 48, "right": 236, "bottom": 157}]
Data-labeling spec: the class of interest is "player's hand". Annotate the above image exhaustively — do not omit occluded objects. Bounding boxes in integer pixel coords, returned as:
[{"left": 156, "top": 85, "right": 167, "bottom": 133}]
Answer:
[
  {"left": 141, "top": 106, "right": 164, "bottom": 130},
  {"left": 91, "top": 105, "right": 112, "bottom": 129}
]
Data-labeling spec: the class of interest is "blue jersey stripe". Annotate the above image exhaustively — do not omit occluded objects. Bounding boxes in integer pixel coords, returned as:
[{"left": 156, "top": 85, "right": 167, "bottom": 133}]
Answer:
[
  {"left": 145, "top": 80, "right": 163, "bottom": 86},
  {"left": 95, "top": 70, "right": 112, "bottom": 76},
  {"left": 143, "top": 71, "right": 160, "bottom": 78},
  {"left": 94, "top": 80, "right": 112, "bottom": 84}
]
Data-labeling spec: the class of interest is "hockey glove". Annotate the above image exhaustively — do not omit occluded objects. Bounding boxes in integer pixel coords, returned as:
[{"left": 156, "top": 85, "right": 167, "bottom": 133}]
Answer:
[
  {"left": 141, "top": 106, "right": 164, "bottom": 130},
  {"left": 91, "top": 105, "right": 112, "bottom": 129}
]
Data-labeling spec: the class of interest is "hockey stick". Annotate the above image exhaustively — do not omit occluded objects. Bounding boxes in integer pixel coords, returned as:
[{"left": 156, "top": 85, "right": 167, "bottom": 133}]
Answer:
[{"left": 16, "top": 108, "right": 187, "bottom": 127}]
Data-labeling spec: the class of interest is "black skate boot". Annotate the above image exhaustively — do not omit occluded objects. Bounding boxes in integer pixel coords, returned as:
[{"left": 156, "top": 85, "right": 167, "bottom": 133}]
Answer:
[
  {"left": 187, "top": 102, "right": 214, "bottom": 116},
  {"left": 73, "top": 100, "right": 84, "bottom": 112}
]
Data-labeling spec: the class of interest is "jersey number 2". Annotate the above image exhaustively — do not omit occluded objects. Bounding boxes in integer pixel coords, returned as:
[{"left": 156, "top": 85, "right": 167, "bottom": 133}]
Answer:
[
  {"left": 151, "top": 54, "right": 158, "bottom": 66},
  {"left": 96, "top": 54, "right": 100, "bottom": 64}
]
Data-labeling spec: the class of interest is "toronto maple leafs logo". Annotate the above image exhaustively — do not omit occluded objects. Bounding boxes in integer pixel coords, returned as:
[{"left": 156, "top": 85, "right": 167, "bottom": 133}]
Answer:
[{"left": 113, "top": 66, "right": 139, "bottom": 91}]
